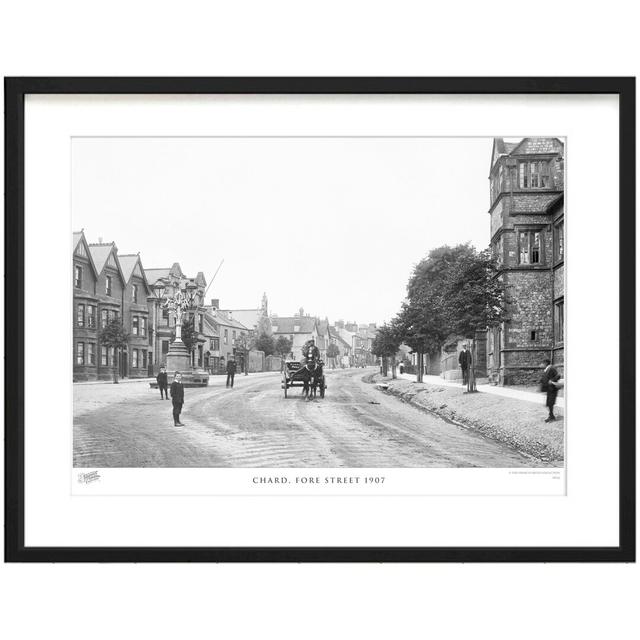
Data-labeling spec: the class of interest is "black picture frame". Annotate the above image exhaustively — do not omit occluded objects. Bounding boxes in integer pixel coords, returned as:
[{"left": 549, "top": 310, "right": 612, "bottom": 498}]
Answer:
[{"left": 4, "top": 77, "right": 635, "bottom": 563}]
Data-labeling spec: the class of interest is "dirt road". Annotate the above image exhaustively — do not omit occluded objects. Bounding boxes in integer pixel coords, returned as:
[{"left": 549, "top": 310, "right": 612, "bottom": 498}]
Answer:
[{"left": 74, "top": 368, "right": 550, "bottom": 467}]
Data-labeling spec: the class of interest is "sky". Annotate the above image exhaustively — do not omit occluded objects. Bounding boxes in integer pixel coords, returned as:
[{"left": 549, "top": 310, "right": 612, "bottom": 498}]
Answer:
[{"left": 72, "top": 137, "right": 494, "bottom": 325}]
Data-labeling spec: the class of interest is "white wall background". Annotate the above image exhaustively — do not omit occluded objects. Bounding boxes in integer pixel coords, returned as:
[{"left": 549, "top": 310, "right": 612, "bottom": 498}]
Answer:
[{"left": 1, "top": 2, "right": 638, "bottom": 639}]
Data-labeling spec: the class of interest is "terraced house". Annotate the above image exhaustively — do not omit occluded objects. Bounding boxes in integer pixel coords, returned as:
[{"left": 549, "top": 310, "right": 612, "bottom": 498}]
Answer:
[{"left": 486, "top": 137, "right": 565, "bottom": 385}]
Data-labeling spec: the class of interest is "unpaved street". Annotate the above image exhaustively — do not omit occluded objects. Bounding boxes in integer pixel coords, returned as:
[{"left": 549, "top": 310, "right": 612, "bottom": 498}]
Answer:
[{"left": 74, "top": 368, "right": 549, "bottom": 467}]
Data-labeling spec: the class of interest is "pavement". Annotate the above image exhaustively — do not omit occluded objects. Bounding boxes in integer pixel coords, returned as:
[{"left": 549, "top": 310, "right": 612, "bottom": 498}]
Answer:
[
  {"left": 73, "top": 367, "right": 553, "bottom": 468},
  {"left": 396, "top": 372, "right": 565, "bottom": 409},
  {"left": 376, "top": 373, "right": 564, "bottom": 462}
]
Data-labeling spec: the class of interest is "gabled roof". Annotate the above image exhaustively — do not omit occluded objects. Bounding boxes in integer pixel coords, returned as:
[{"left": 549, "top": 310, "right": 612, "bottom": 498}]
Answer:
[
  {"left": 144, "top": 268, "right": 172, "bottom": 285},
  {"left": 490, "top": 138, "right": 519, "bottom": 172},
  {"left": 204, "top": 308, "right": 250, "bottom": 331},
  {"left": 88, "top": 241, "right": 125, "bottom": 283},
  {"left": 221, "top": 309, "right": 263, "bottom": 330},
  {"left": 72, "top": 230, "right": 99, "bottom": 277},
  {"left": 118, "top": 253, "right": 151, "bottom": 293},
  {"left": 509, "top": 137, "right": 564, "bottom": 157},
  {"left": 271, "top": 316, "right": 318, "bottom": 335}
]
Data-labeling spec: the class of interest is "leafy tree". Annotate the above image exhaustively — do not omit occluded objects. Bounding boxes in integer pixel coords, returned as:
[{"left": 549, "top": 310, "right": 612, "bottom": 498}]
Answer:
[
  {"left": 274, "top": 335, "right": 293, "bottom": 358},
  {"left": 254, "top": 332, "right": 276, "bottom": 356},
  {"left": 396, "top": 243, "right": 507, "bottom": 385},
  {"left": 99, "top": 318, "right": 129, "bottom": 383},
  {"left": 372, "top": 322, "right": 402, "bottom": 378},
  {"left": 180, "top": 317, "right": 199, "bottom": 359}
]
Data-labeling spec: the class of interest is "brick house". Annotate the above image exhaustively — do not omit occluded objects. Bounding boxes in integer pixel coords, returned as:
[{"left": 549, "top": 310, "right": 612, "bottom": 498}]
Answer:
[
  {"left": 118, "top": 253, "right": 152, "bottom": 378},
  {"left": 486, "top": 137, "right": 565, "bottom": 385},
  {"left": 73, "top": 231, "right": 100, "bottom": 381}
]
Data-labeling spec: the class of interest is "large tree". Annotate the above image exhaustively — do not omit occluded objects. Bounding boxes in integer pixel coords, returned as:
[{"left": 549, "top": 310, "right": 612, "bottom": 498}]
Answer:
[
  {"left": 396, "top": 244, "right": 507, "bottom": 386},
  {"left": 99, "top": 318, "right": 129, "bottom": 383}
]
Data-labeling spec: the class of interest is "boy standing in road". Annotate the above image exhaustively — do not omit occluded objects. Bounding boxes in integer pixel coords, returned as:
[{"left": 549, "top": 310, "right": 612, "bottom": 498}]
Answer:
[
  {"left": 156, "top": 366, "right": 168, "bottom": 399},
  {"left": 170, "top": 371, "right": 185, "bottom": 426}
]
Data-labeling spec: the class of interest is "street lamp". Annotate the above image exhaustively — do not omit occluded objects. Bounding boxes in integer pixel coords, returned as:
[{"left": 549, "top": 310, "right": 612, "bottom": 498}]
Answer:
[{"left": 150, "top": 277, "right": 168, "bottom": 372}]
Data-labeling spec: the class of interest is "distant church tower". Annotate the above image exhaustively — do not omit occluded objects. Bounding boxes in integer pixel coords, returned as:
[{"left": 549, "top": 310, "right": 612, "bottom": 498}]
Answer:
[{"left": 261, "top": 292, "right": 268, "bottom": 317}]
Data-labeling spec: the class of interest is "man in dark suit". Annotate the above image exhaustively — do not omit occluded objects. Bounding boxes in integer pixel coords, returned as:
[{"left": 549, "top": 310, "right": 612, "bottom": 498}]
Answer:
[
  {"left": 226, "top": 358, "right": 237, "bottom": 388},
  {"left": 170, "top": 371, "right": 185, "bottom": 426},
  {"left": 540, "top": 358, "right": 561, "bottom": 422},
  {"left": 156, "top": 366, "right": 168, "bottom": 399},
  {"left": 458, "top": 345, "right": 472, "bottom": 386}
]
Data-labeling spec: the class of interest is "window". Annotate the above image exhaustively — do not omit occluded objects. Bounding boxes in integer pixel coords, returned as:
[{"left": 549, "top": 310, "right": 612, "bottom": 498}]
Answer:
[
  {"left": 132, "top": 316, "right": 139, "bottom": 335},
  {"left": 198, "top": 314, "right": 204, "bottom": 333},
  {"left": 87, "top": 305, "right": 96, "bottom": 328},
  {"left": 101, "top": 346, "right": 108, "bottom": 366},
  {"left": 142, "top": 350, "right": 147, "bottom": 369},
  {"left": 232, "top": 330, "right": 236, "bottom": 340},
  {"left": 554, "top": 300, "right": 564, "bottom": 342},
  {"left": 132, "top": 349, "right": 139, "bottom": 368},
  {"left": 132, "top": 284, "right": 138, "bottom": 303},
  {"left": 494, "top": 236, "right": 504, "bottom": 266},
  {"left": 77, "top": 304, "right": 85, "bottom": 327},
  {"left": 554, "top": 220, "right": 564, "bottom": 263},
  {"left": 113, "top": 310, "right": 119, "bottom": 322},
  {"left": 530, "top": 330, "right": 537, "bottom": 341},
  {"left": 101, "top": 309, "right": 109, "bottom": 328},
  {"left": 74, "top": 265, "right": 82, "bottom": 288},
  {"left": 224, "top": 329, "right": 228, "bottom": 345},
  {"left": 76, "top": 342, "right": 85, "bottom": 365},
  {"left": 162, "top": 308, "right": 170, "bottom": 326},
  {"left": 162, "top": 340, "right": 169, "bottom": 355},
  {"left": 87, "top": 343, "right": 95, "bottom": 365},
  {"left": 109, "top": 347, "right": 115, "bottom": 366},
  {"left": 105, "top": 275, "right": 112, "bottom": 296},
  {"left": 518, "top": 230, "right": 542, "bottom": 265},
  {"left": 140, "top": 317, "right": 146, "bottom": 337},
  {"left": 519, "top": 160, "right": 550, "bottom": 189},
  {"left": 212, "top": 337, "right": 219, "bottom": 351}
]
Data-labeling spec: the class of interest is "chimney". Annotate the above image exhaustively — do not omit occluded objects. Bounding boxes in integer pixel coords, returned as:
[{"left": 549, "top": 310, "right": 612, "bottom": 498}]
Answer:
[{"left": 98, "top": 236, "right": 103, "bottom": 244}]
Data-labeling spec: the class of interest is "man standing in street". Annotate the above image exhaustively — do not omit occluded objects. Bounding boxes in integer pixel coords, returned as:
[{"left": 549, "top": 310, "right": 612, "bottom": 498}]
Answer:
[
  {"left": 170, "top": 371, "right": 185, "bottom": 426},
  {"left": 540, "top": 358, "right": 561, "bottom": 422},
  {"left": 226, "top": 357, "right": 237, "bottom": 388},
  {"left": 458, "top": 344, "right": 472, "bottom": 386},
  {"left": 156, "top": 365, "right": 168, "bottom": 399}
]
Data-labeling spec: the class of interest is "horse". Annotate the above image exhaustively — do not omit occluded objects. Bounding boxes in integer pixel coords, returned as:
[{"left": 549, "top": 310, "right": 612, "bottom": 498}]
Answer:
[{"left": 302, "top": 356, "right": 324, "bottom": 400}]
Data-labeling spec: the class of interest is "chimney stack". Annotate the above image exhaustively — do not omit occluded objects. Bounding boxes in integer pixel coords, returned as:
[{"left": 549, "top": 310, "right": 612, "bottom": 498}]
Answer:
[{"left": 211, "top": 298, "right": 219, "bottom": 309}]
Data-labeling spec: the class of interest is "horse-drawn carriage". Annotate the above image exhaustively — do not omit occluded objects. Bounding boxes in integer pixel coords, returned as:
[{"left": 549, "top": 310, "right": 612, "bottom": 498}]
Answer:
[{"left": 282, "top": 356, "right": 326, "bottom": 399}]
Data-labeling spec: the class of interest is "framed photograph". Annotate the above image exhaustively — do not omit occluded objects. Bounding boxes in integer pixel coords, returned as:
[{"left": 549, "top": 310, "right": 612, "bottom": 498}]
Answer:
[{"left": 5, "top": 77, "right": 635, "bottom": 562}]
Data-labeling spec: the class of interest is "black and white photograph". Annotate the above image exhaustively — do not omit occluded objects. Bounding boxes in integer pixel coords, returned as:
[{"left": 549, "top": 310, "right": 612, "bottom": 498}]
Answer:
[{"left": 72, "top": 135, "right": 566, "bottom": 472}]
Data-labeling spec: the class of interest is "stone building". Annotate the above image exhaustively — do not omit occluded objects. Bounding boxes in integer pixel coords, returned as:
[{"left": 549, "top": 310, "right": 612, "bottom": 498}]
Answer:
[
  {"left": 486, "top": 137, "right": 565, "bottom": 385},
  {"left": 144, "top": 263, "right": 210, "bottom": 374}
]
